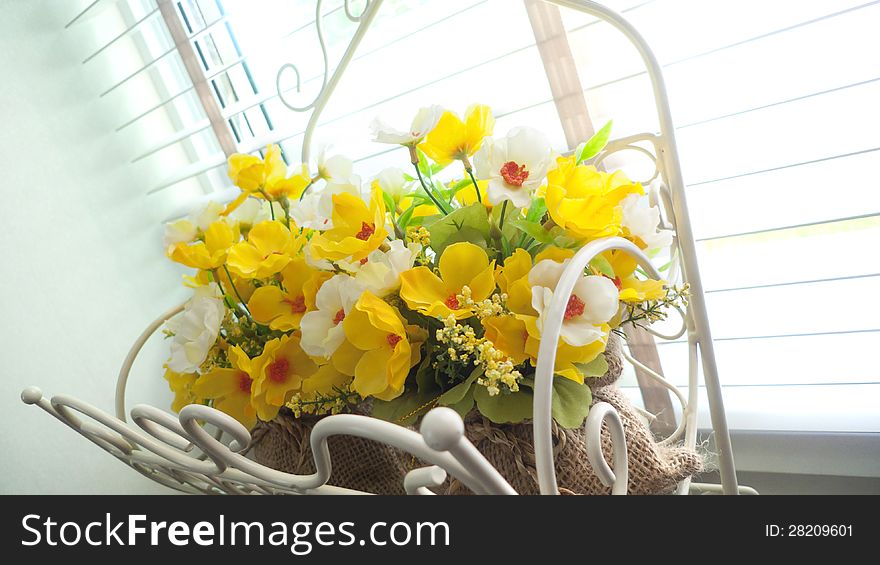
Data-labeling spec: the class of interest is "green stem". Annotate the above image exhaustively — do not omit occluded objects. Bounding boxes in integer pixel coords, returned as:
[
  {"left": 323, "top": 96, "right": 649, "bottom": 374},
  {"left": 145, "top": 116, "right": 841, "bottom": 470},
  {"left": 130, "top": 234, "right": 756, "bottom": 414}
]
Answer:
[
  {"left": 413, "top": 163, "right": 450, "bottom": 215},
  {"left": 258, "top": 189, "right": 275, "bottom": 220},
  {"left": 466, "top": 168, "right": 482, "bottom": 204},
  {"left": 498, "top": 200, "right": 509, "bottom": 232},
  {"left": 222, "top": 265, "right": 252, "bottom": 318},
  {"left": 298, "top": 179, "right": 316, "bottom": 202}
]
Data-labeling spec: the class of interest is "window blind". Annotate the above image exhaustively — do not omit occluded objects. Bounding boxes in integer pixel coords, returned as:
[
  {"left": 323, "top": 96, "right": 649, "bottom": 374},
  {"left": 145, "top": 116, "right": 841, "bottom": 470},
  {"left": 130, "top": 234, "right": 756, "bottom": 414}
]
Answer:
[{"left": 554, "top": 0, "right": 880, "bottom": 432}]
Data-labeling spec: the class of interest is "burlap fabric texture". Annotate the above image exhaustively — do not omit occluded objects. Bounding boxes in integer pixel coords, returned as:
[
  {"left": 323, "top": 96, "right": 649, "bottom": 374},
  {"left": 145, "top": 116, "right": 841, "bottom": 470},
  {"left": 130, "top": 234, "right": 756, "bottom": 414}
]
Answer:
[
  {"left": 249, "top": 404, "right": 408, "bottom": 495},
  {"left": 248, "top": 334, "right": 701, "bottom": 495},
  {"left": 442, "top": 334, "right": 703, "bottom": 495}
]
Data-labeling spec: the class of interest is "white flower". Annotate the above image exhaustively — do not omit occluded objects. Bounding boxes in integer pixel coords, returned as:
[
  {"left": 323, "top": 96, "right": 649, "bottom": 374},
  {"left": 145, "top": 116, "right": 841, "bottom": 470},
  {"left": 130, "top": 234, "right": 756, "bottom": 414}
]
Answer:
[
  {"left": 163, "top": 218, "right": 197, "bottom": 251},
  {"left": 354, "top": 240, "right": 421, "bottom": 296},
  {"left": 528, "top": 259, "right": 618, "bottom": 347},
  {"left": 166, "top": 294, "right": 225, "bottom": 373},
  {"left": 192, "top": 201, "right": 225, "bottom": 231},
  {"left": 620, "top": 193, "right": 673, "bottom": 253},
  {"left": 474, "top": 126, "right": 552, "bottom": 208},
  {"left": 315, "top": 145, "right": 354, "bottom": 183},
  {"left": 289, "top": 178, "right": 362, "bottom": 231},
  {"left": 370, "top": 105, "right": 444, "bottom": 146},
  {"left": 373, "top": 167, "right": 410, "bottom": 203},
  {"left": 300, "top": 275, "right": 364, "bottom": 358}
]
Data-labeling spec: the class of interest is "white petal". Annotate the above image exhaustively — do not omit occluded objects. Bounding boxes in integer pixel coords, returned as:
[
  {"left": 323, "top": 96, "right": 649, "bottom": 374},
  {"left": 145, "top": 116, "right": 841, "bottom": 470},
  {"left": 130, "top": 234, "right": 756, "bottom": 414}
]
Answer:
[
  {"left": 410, "top": 105, "right": 444, "bottom": 139},
  {"left": 560, "top": 318, "right": 605, "bottom": 347},
  {"left": 505, "top": 127, "right": 551, "bottom": 173},
  {"left": 474, "top": 140, "right": 493, "bottom": 179},
  {"left": 573, "top": 275, "right": 620, "bottom": 324},
  {"left": 528, "top": 259, "right": 567, "bottom": 290},
  {"left": 323, "top": 154, "right": 353, "bottom": 182},
  {"left": 315, "top": 275, "right": 348, "bottom": 312},
  {"left": 300, "top": 311, "right": 336, "bottom": 358}
]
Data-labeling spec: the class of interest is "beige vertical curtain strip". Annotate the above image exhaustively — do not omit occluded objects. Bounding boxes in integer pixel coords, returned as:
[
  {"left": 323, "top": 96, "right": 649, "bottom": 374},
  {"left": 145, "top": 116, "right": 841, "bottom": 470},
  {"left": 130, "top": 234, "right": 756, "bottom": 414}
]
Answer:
[
  {"left": 524, "top": 0, "right": 674, "bottom": 433},
  {"left": 523, "top": 0, "right": 594, "bottom": 150},
  {"left": 157, "top": 0, "right": 237, "bottom": 158}
]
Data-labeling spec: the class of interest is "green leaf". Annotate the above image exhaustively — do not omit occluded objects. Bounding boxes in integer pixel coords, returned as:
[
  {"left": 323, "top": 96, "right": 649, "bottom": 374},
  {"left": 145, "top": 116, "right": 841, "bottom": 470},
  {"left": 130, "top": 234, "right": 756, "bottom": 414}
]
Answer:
[
  {"left": 372, "top": 392, "right": 430, "bottom": 426},
  {"left": 428, "top": 203, "right": 490, "bottom": 257},
  {"left": 381, "top": 190, "right": 396, "bottom": 216},
  {"left": 473, "top": 385, "right": 534, "bottom": 424},
  {"left": 446, "top": 387, "right": 475, "bottom": 420},
  {"left": 589, "top": 255, "right": 615, "bottom": 278},
  {"left": 576, "top": 354, "right": 609, "bottom": 378},
  {"left": 509, "top": 219, "right": 555, "bottom": 244},
  {"left": 576, "top": 120, "right": 613, "bottom": 164},
  {"left": 438, "top": 368, "right": 480, "bottom": 406},
  {"left": 397, "top": 202, "right": 418, "bottom": 229},
  {"left": 415, "top": 354, "right": 440, "bottom": 395},
  {"left": 490, "top": 200, "right": 519, "bottom": 241},
  {"left": 526, "top": 197, "right": 547, "bottom": 223},
  {"left": 550, "top": 376, "right": 593, "bottom": 428}
]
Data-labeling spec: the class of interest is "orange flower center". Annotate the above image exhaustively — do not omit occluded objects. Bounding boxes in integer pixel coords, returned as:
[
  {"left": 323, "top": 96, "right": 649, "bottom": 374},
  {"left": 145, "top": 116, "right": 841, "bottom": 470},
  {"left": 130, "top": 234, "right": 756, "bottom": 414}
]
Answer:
[
  {"left": 355, "top": 222, "right": 376, "bottom": 241},
  {"left": 237, "top": 372, "right": 252, "bottom": 393},
  {"left": 285, "top": 295, "right": 307, "bottom": 314},
  {"left": 267, "top": 358, "right": 290, "bottom": 383},
  {"left": 564, "top": 295, "right": 586, "bottom": 320},
  {"left": 359, "top": 257, "right": 369, "bottom": 265},
  {"left": 333, "top": 309, "right": 346, "bottom": 325},
  {"left": 444, "top": 295, "right": 460, "bottom": 310},
  {"left": 500, "top": 161, "right": 529, "bottom": 187},
  {"left": 387, "top": 334, "right": 402, "bottom": 348}
]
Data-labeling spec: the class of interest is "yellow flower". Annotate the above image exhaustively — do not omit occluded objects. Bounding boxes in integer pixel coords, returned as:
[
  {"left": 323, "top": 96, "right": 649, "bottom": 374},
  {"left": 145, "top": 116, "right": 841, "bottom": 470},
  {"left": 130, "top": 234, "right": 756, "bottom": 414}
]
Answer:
[
  {"left": 225, "top": 145, "right": 311, "bottom": 215},
  {"left": 185, "top": 267, "right": 257, "bottom": 303},
  {"left": 485, "top": 246, "right": 609, "bottom": 382},
  {"left": 335, "top": 292, "right": 421, "bottom": 401},
  {"left": 495, "top": 247, "right": 573, "bottom": 316},
  {"left": 618, "top": 277, "right": 667, "bottom": 303},
  {"left": 163, "top": 367, "right": 201, "bottom": 413},
  {"left": 419, "top": 105, "right": 495, "bottom": 166},
  {"left": 192, "top": 346, "right": 257, "bottom": 429},
  {"left": 226, "top": 220, "right": 302, "bottom": 279},
  {"left": 454, "top": 178, "right": 490, "bottom": 208},
  {"left": 247, "top": 258, "right": 331, "bottom": 331},
  {"left": 399, "top": 242, "right": 496, "bottom": 319},
  {"left": 169, "top": 221, "right": 238, "bottom": 270},
  {"left": 251, "top": 334, "right": 319, "bottom": 421},
  {"left": 598, "top": 248, "right": 666, "bottom": 303},
  {"left": 544, "top": 156, "right": 643, "bottom": 241},
  {"left": 308, "top": 186, "right": 388, "bottom": 262}
]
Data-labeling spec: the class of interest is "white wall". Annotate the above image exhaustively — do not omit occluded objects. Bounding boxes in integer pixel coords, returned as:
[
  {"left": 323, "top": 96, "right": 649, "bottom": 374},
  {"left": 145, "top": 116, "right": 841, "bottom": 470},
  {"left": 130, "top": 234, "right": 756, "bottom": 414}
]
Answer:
[{"left": 0, "top": 1, "right": 197, "bottom": 494}]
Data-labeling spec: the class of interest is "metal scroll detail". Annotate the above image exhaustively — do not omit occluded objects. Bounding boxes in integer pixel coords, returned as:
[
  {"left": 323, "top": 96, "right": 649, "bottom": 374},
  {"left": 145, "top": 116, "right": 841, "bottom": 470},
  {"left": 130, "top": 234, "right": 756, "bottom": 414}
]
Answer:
[{"left": 275, "top": 0, "right": 385, "bottom": 165}]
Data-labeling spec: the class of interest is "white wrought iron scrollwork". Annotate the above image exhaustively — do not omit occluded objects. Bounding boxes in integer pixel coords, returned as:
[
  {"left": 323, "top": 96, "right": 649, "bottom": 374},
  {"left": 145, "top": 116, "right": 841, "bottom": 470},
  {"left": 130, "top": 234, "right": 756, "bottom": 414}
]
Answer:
[{"left": 275, "top": 0, "right": 384, "bottom": 165}]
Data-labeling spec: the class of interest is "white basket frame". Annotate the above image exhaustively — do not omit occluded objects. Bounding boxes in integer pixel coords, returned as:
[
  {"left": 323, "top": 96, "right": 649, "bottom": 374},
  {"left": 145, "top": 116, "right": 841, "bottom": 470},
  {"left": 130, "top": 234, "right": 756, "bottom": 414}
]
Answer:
[{"left": 21, "top": 0, "right": 746, "bottom": 495}]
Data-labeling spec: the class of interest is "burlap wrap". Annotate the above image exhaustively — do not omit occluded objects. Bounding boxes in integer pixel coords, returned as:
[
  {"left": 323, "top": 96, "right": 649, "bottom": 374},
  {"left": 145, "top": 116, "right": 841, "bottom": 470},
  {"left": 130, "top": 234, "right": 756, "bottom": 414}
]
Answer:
[
  {"left": 249, "top": 405, "right": 408, "bottom": 495},
  {"left": 249, "top": 334, "right": 701, "bottom": 495},
  {"left": 442, "top": 334, "right": 703, "bottom": 495}
]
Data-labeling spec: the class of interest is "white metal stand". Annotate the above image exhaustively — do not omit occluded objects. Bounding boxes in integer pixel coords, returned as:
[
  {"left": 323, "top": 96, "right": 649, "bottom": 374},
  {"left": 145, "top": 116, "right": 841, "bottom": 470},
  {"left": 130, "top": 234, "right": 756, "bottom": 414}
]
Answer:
[{"left": 23, "top": 0, "right": 743, "bottom": 495}]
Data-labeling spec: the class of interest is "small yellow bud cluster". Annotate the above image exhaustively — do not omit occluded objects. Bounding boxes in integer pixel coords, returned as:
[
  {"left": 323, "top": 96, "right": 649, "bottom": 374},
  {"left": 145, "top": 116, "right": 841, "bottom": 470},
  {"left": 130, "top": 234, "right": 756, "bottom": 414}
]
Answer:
[
  {"left": 285, "top": 385, "right": 359, "bottom": 418},
  {"left": 435, "top": 315, "right": 522, "bottom": 396},
  {"left": 455, "top": 285, "right": 508, "bottom": 319},
  {"left": 406, "top": 226, "right": 431, "bottom": 248}
]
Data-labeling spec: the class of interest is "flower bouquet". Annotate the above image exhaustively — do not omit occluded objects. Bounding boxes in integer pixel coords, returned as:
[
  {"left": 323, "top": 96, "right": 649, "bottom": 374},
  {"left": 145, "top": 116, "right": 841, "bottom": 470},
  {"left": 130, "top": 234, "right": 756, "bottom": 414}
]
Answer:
[{"left": 161, "top": 103, "right": 700, "bottom": 494}]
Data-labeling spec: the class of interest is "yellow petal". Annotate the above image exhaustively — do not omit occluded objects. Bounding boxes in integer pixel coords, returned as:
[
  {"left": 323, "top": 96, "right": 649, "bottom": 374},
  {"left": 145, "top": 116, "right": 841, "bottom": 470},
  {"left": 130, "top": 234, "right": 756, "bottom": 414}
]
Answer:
[
  {"left": 192, "top": 368, "right": 241, "bottom": 399},
  {"left": 248, "top": 220, "right": 292, "bottom": 257},
  {"left": 352, "top": 347, "right": 393, "bottom": 398},
  {"left": 438, "top": 242, "right": 490, "bottom": 294},
  {"left": 419, "top": 111, "right": 467, "bottom": 165},
  {"left": 303, "top": 364, "right": 352, "bottom": 395},
  {"left": 247, "top": 285, "right": 286, "bottom": 326},
  {"left": 482, "top": 315, "right": 530, "bottom": 365},
  {"left": 215, "top": 393, "right": 257, "bottom": 430},
  {"left": 399, "top": 267, "right": 450, "bottom": 312},
  {"left": 331, "top": 339, "right": 363, "bottom": 376},
  {"left": 463, "top": 104, "right": 494, "bottom": 155}
]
